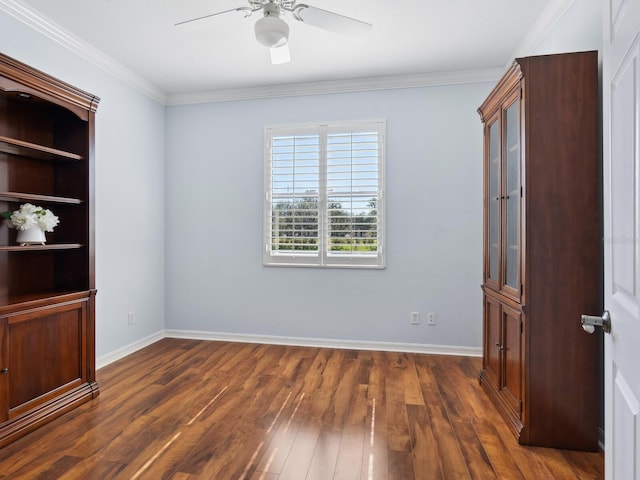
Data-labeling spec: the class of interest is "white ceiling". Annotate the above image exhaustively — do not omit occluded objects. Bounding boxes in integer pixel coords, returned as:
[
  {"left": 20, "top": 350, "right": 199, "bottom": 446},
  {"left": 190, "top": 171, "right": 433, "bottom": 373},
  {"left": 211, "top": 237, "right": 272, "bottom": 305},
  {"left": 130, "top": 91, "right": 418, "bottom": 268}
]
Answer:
[{"left": 7, "top": 0, "right": 554, "bottom": 101}]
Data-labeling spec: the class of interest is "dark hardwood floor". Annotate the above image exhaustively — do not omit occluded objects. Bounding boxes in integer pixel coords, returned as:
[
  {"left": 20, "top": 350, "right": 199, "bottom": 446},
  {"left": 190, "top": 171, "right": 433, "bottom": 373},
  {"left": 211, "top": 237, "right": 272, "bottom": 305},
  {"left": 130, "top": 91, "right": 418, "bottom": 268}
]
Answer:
[{"left": 0, "top": 338, "right": 603, "bottom": 479}]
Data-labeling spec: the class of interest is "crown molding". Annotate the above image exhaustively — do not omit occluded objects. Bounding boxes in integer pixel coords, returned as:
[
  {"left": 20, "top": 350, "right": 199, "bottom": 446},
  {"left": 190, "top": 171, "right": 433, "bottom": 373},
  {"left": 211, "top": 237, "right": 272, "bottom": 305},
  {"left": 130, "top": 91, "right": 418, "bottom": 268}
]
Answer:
[
  {"left": 508, "top": 0, "right": 577, "bottom": 63},
  {"left": 0, "top": 0, "right": 166, "bottom": 104},
  {"left": 166, "top": 67, "right": 504, "bottom": 105}
]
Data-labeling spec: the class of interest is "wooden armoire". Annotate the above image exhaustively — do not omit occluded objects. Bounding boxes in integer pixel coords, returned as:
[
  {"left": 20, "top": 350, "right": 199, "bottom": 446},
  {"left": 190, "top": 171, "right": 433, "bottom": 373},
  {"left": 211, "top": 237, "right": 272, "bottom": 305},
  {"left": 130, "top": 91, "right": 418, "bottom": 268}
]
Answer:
[
  {"left": 0, "top": 53, "right": 99, "bottom": 447},
  {"left": 477, "top": 51, "right": 601, "bottom": 451}
]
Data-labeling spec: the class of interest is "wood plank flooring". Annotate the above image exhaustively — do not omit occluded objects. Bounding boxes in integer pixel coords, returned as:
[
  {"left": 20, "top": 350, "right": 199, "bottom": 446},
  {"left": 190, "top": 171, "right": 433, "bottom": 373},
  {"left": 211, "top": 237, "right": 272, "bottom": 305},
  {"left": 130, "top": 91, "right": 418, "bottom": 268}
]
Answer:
[{"left": 0, "top": 339, "right": 604, "bottom": 479}]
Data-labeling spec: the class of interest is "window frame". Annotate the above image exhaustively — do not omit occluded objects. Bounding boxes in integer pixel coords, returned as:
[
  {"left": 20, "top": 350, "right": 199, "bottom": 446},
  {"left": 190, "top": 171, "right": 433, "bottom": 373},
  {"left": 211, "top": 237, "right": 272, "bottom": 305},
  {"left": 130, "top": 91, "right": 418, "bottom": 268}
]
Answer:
[{"left": 263, "top": 120, "right": 386, "bottom": 269}]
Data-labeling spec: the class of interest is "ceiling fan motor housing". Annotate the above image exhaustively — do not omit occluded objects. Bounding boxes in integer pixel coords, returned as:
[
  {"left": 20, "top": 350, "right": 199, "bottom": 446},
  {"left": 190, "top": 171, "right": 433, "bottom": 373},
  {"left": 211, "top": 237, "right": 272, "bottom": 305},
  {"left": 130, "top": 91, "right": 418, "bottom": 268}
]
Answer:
[{"left": 254, "top": 3, "right": 289, "bottom": 47}]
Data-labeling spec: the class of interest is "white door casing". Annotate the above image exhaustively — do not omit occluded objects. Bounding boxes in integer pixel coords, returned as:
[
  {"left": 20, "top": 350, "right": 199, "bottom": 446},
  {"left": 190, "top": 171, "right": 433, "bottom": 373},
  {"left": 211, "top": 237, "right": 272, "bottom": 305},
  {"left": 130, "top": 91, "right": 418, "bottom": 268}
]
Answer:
[{"left": 603, "top": 0, "right": 640, "bottom": 478}]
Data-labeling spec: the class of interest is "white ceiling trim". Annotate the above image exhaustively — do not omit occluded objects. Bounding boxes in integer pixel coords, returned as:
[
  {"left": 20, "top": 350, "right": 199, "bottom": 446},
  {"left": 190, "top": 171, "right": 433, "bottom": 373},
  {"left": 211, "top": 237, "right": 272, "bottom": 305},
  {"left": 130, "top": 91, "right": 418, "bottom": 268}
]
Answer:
[
  {"left": 165, "top": 67, "right": 505, "bottom": 105},
  {"left": 0, "top": 0, "right": 167, "bottom": 103},
  {"left": 508, "top": 0, "right": 577, "bottom": 63}
]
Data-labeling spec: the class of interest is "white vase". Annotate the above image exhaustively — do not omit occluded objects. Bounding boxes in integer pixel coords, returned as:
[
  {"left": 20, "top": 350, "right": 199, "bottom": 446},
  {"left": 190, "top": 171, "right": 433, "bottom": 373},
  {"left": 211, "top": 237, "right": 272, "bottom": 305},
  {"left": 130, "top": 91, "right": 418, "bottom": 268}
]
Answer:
[{"left": 16, "top": 226, "right": 46, "bottom": 245}]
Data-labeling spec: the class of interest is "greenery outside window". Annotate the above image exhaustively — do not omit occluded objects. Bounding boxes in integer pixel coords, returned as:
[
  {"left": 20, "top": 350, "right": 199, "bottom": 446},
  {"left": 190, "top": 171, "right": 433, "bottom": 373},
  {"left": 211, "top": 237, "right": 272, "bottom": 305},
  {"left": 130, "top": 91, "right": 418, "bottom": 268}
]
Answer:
[{"left": 264, "top": 121, "right": 385, "bottom": 268}]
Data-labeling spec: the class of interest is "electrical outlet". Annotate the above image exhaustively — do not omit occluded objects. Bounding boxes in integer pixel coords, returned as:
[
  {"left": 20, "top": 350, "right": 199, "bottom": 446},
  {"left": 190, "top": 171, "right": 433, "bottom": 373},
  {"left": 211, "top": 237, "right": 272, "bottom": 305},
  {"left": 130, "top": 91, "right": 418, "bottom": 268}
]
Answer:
[
  {"left": 128, "top": 311, "right": 135, "bottom": 325},
  {"left": 410, "top": 312, "right": 420, "bottom": 325},
  {"left": 427, "top": 312, "right": 436, "bottom": 326}
]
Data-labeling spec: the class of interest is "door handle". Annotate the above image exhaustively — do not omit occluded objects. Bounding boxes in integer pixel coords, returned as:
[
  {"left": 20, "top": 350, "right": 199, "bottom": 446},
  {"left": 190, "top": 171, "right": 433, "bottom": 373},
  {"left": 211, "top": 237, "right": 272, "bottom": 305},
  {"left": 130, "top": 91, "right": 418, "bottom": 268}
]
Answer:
[
  {"left": 0, "top": 368, "right": 8, "bottom": 374},
  {"left": 581, "top": 311, "right": 611, "bottom": 334}
]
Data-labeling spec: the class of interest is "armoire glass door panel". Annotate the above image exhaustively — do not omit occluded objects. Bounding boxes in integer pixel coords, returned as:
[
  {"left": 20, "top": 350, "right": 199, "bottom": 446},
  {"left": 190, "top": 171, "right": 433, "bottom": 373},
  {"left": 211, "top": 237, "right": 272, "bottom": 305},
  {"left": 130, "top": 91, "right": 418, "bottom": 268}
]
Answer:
[
  {"left": 487, "top": 118, "right": 500, "bottom": 284},
  {"left": 503, "top": 97, "right": 520, "bottom": 291}
]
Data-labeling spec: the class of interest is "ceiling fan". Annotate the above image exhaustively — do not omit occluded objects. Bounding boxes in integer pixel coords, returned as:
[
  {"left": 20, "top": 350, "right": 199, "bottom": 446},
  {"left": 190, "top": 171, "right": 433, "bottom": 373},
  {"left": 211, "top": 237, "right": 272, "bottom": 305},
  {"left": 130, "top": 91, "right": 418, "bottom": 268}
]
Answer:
[{"left": 176, "top": 0, "right": 372, "bottom": 65}]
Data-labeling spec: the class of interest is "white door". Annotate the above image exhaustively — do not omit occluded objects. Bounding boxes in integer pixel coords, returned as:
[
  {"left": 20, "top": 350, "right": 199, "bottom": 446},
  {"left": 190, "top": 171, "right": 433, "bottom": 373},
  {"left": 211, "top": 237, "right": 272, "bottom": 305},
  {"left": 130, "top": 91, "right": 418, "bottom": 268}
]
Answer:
[{"left": 602, "top": 0, "right": 640, "bottom": 478}]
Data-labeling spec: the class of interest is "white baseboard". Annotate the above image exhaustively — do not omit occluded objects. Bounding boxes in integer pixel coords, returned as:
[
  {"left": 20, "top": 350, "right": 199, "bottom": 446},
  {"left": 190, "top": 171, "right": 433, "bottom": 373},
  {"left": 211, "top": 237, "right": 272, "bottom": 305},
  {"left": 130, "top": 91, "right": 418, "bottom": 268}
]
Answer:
[
  {"left": 96, "top": 330, "right": 164, "bottom": 370},
  {"left": 164, "top": 329, "right": 482, "bottom": 357},
  {"left": 96, "top": 329, "right": 481, "bottom": 370}
]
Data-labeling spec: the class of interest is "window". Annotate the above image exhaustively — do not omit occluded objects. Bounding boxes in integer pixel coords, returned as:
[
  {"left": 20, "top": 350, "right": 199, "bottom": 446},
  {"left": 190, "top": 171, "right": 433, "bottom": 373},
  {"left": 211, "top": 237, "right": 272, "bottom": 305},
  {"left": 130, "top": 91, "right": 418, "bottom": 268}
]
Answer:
[{"left": 264, "top": 121, "right": 385, "bottom": 268}]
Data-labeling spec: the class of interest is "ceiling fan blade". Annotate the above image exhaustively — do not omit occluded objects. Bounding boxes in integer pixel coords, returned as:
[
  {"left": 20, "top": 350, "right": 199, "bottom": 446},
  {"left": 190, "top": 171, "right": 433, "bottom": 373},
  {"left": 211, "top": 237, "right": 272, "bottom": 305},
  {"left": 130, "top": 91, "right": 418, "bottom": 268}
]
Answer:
[
  {"left": 270, "top": 43, "right": 291, "bottom": 65},
  {"left": 175, "top": 7, "right": 253, "bottom": 26},
  {"left": 293, "top": 6, "right": 372, "bottom": 35}
]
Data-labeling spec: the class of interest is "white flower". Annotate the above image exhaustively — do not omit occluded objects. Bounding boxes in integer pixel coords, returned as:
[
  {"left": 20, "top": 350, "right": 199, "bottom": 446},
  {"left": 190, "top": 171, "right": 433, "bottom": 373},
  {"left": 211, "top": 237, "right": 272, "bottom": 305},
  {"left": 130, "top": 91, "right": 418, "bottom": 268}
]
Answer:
[
  {"left": 37, "top": 209, "right": 59, "bottom": 232},
  {"left": 9, "top": 209, "right": 37, "bottom": 230},
  {"left": 2, "top": 203, "right": 60, "bottom": 232}
]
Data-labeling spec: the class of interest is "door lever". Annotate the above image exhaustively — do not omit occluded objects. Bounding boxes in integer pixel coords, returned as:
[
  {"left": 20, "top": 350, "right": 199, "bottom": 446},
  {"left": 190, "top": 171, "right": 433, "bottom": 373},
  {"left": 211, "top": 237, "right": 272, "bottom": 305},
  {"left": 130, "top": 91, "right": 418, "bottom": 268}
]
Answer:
[{"left": 581, "top": 311, "right": 611, "bottom": 334}]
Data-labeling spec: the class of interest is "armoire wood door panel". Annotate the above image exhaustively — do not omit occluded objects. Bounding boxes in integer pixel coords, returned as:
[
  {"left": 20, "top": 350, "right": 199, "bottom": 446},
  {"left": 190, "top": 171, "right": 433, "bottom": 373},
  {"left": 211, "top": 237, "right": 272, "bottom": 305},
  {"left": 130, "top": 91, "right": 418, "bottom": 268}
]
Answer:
[
  {"left": 483, "top": 293, "right": 501, "bottom": 388},
  {"left": 0, "top": 318, "right": 7, "bottom": 423},
  {"left": 7, "top": 301, "right": 86, "bottom": 418},
  {"left": 501, "top": 303, "right": 523, "bottom": 417}
]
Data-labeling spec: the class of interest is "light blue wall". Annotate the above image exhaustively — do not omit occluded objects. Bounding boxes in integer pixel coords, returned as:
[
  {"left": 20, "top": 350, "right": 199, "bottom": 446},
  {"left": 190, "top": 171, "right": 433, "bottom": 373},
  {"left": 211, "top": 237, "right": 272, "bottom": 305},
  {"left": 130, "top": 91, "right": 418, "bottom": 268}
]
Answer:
[
  {"left": 0, "top": 11, "right": 166, "bottom": 359},
  {"left": 165, "top": 85, "right": 491, "bottom": 348}
]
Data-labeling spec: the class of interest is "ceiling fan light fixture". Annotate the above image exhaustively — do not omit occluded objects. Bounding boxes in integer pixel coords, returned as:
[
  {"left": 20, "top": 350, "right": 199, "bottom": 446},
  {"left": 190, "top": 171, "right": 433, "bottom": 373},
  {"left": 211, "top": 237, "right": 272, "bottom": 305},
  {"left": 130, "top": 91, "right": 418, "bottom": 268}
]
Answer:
[{"left": 254, "top": 15, "right": 289, "bottom": 48}]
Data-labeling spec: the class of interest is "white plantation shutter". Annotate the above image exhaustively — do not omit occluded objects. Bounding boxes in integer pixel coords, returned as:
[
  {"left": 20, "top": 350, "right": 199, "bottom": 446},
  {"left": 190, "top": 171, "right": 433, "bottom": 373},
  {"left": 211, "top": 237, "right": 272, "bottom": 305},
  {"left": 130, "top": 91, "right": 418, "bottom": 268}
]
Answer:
[
  {"left": 325, "top": 126, "right": 381, "bottom": 265},
  {"left": 265, "top": 121, "right": 385, "bottom": 268},
  {"left": 269, "top": 128, "right": 320, "bottom": 257}
]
